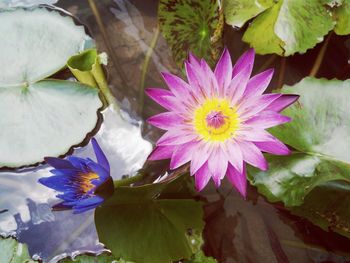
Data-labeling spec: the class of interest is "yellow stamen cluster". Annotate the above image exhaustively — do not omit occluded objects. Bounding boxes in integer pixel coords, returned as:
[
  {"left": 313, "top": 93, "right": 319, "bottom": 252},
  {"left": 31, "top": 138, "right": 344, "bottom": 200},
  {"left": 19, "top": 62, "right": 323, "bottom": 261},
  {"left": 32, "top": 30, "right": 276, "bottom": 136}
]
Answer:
[
  {"left": 193, "top": 98, "right": 240, "bottom": 142},
  {"left": 79, "top": 172, "right": 99, "bottom": 193}
]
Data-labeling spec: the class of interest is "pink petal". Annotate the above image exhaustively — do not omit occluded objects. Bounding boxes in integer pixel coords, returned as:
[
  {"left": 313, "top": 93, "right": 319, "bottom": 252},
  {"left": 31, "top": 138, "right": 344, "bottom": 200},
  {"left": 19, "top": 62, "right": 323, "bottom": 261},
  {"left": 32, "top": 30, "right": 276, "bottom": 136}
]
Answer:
[
  {"left": 214, "top": 48, "right": 233, "bottom": 96},
  {"left": 148, "top": 145, "right": 176, "bottom": 161},
  {"left": 147, "top": 112, "right": 184, "bottom": 130},
  {"left": 170, "top": 141, "right": 199, "bottom": 169},
  {"left": 254, "top": 139, "right": 291, "bottom": 155},
  {"left": 237, "top": 140, "right": 268, "bottom": 170},
  {"left": 188, "top": 52, "right": 201, "bottom": 68},
  {"left": 200, "top": 59, "right": 220, "bottom": 97},
  {"left": 157, "top": 129, "right": 198, "bottom": 146},
  {"left": 266, "top": 94, "right": 299, "bottom": 112},
  {"left": 208, "top": 147, "right": 228, "bottom": 187},
  {"left": 145, "top": 88, "right": 188, "bottom": 114},
  {"left": 161, "top": 72, "right": 192, "bottom": 102},
  {"left": 237, "top": 129, "right": 274, "bottom": 142},
  {"left": 238, "top": 93, "right": 281, "bottom": 119},
  {"left": 226, "top": 64, "right": 251, "bottom": 103},
  {"left": 244, "top": 69, "right": 274, "bottom": 98},
  {"left": 226, "top": 163, "right": 247, "bottom": 198},
  {"left": 232, "top": 48, "right": 255, "bottom": 77},
  {"left": 190, "top": 142, "right": 212, "bottom": 175},
  {"left": 184, "top": 61, "right": 206, "bottom": 103},
  {"left": 244, "top": 111, "right": 291, "bottom": 129},
  {"left": 194, "top": 161, "right": 211, "bottom": 191},
  {"left": 222, "top": 141, "right": 243, "bottom": 173}
]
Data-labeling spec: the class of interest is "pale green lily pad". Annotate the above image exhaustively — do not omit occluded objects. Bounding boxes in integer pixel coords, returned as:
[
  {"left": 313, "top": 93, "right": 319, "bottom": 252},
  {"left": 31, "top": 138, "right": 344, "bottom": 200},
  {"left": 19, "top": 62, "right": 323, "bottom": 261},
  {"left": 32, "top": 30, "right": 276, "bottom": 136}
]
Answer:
[
  {"left": 0, "top": 7, "right": 102, "bottom": 168},
  {"left": 0, "top": 80, "right": 102, "bottom": 167},
  {"left": 334, "top": 0, "right": 350, "bottom": 35},
  {"left": 248, "top": 77, "right": 350, "bottom": 238},
  {"left": 0, "top": 237, "right": 37, "bottom": 263},
  {"left": 0, "top": 7, "right": 89, "bottom": 87},
  {"left": 95, "top": 178, "right": 204, "bottom": 263},
  {"left": 234, "top": 0, "right": 336, "bottom": 55},
  {"left": 158, "top": 0, "right": 223, "bottom": 67}
]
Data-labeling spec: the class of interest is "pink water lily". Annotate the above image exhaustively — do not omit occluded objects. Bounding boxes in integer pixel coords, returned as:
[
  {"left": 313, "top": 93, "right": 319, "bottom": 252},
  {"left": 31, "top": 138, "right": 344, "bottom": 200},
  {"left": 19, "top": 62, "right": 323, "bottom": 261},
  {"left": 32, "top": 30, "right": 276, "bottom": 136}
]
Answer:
[{"left": 146, "top": 48, "right": 298, "bottom": 197}]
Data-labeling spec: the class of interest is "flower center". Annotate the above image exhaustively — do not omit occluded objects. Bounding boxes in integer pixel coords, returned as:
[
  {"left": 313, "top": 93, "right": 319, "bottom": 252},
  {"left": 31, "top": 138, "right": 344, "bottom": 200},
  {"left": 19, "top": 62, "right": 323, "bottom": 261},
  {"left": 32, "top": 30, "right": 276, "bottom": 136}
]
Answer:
[
  {"left": 194, "top": 98, "right": 240, "bottom": 142},
  {"left": 79, "top": 172, "right": 99, "bottom": 194}
]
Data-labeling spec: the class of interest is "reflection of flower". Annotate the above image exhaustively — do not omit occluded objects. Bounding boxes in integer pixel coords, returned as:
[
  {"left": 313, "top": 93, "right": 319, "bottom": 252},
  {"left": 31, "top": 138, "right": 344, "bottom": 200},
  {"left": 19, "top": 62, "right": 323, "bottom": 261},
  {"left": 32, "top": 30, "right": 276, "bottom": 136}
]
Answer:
[
  {"left": 146, "top": 48, "right": 298, "bottom": 196},
  {"left": 39, "top": 138, "right": 113, "bottom": 214}
]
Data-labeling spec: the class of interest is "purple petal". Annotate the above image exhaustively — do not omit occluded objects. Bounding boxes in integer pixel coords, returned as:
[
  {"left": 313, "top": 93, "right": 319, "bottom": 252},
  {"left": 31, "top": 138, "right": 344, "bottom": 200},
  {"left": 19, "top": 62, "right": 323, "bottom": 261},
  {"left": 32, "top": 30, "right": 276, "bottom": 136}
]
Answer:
[
  {"left": 237, "top": 129, "right": 274, "bottom": 142},
  {"left": 156, "top": 129, "right": 197, "bottom": 146},
  {"left": 222, "top": 141, "right": 243, "bottom": 173},
  {"left": 238, "top": 93, "right": 281, "bottom": 119},
  {"left": 244, "top": 111, "right": 291, "bottom": 129},
  {"left": 44, "top": 157, "right": 75, "bottom": 170},
  {"left": 232, "top": 48, "right": 255, "bottom": 77},
  {"left": 244, "top": 68, "right": 274, "bottom": 98},
  {"left": 170, "top": 141, "right": 198, "bottom": 169},
  {"left": 214, "top": 48, "right": 233, "bottom": 96},
  {"left": 266, "top": 94, "right": 299, "bottom": 112},
  {"left": 148, "top": 145, "right": 176, "bottom": 161},
  {"left": 254, "top": 139, "right": 291, "bottom": 155},
  {"left": 91, "top": 138, "right": 110, "bottom": 173},
  {"left": 238, "top": 141, "right": 268, "bottom": 170},
  {"left": 188, "top": 52, "right": 201, "bottom": 68},
  {"left": 226, "top": 163, "right": 247, "bottom": 198},
  {"left": 207, "top": 147, "right": 228, "bottom": 187},
  {"left": 190, "top": 143, "right": 211, "bottom": 175},
  {"left": 184, "top": 61, "right": 206, "bottom": 103},
  {"left": 145, "top": 88, "right": 175, "bottom": 110},
  {"left": 161, "top": 72, "right": 191, "bottom": 101},
  {"left": 226, "top": 64, "right": 251, "bottom": 104},
  {"left": 194, "top": 161, "right": 211, "bottom": 191},
  {"left": 147, "top": 112, "right": 184, "bottom": 130},
  {"left": 200, "top": 59, "right": 220, "bottom": 97}
]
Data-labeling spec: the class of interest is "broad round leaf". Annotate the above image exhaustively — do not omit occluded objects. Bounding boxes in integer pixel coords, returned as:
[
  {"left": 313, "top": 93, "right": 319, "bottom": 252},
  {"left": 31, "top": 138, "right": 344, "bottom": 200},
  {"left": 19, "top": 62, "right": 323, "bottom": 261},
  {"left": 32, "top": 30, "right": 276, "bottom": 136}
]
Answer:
[
  {"left": 0, "top": 7, "right": 89, "bottom": 86},
  {"left": 158, "top": 0, "right": 223, "bottom": 67},
  {"left": 0, "top": 80, "right": 102, "bottom": 168},
  {"left": 95, "top": 179, "right": 204, "bottom": 263},
  {"left": 0, "top": 237, "right": 37, "bottom": 263},
  {"left": 240, "top": 0, "right": 335, "bottom": 55},
  {"left": 334, "top": 0, "right": 350, "bottom": 35},
  {"left": 248, "top": 77, "right": 350, "bottom": 238}
]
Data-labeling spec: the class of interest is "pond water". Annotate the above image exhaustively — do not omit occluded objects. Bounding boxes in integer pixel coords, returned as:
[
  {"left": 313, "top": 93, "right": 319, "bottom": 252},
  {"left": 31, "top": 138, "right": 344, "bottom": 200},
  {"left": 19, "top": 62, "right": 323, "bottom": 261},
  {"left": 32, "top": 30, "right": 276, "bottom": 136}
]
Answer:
[{"left": 1, "top": 0, "right": 350, "bottom": 262}]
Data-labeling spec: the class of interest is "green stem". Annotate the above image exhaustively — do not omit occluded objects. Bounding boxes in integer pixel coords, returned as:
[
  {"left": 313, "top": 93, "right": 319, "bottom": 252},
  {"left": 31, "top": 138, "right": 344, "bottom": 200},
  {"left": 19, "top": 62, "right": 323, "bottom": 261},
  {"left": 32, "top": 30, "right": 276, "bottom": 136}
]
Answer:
[
  {"left": 309, "top": 33, "right": 332, "bottom": 77},
  {"left": 138, "top": 26, "right": 160, "bottom": 116},
  {"left": 113, "top": 171, "right": 145, "bottom": 188}
]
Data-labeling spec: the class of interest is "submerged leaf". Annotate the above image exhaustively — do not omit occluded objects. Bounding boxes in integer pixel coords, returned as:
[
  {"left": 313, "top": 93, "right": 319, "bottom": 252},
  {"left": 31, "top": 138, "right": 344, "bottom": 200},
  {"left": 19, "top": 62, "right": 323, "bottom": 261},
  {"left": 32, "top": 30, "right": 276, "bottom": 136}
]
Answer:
[
  {"left": 95, "top": 177, "right": 204, "bottom": 263},
  {"left": 248, "top": 77, "right": 350, "bottom": 238},
  {"left": 0, "top": 237, "right": 37, "bottom": 263},
  {"left": 158, "top": 0, "right": 223, "bottom": 67}
]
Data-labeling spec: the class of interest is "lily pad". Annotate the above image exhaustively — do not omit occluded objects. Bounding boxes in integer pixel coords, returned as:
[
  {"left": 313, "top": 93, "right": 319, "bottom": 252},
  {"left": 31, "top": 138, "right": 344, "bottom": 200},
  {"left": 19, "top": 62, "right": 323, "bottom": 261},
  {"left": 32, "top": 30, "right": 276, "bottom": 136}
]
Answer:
[
  {"left": 95, "top": 178, "right": 204, "bottom": 263},
  {"left": 0, "top": 237, "right": 37, "bottom": 263},
  {"left": 227, "top": 0, "right": 336, "bottom": 55},
  {"left": 334, "top": 0, "right": 350, "bottom": 35},
  {"left": 0, "top": 7, "right": 102, "bottom": 168},
  {"left": 59, "top": 253, "right": 130, "bottom": 263},
  {"left": 248, "top": 77, "right": 350, "bottom": 238},
  {"left": 158, "top": 0, "right": 223, "bottom": 67}
]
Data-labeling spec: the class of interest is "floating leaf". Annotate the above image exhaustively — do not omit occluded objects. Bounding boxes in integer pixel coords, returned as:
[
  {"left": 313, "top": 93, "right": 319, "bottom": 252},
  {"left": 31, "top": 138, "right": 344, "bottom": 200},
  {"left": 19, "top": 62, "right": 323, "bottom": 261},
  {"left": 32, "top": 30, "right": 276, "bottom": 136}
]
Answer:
[
  {"left": 227, "top": 0, "right": 335, "bottom": 55},
  {"left": 223, "top": 0, "right": 274, "bottom": 28},
  {"left": 0, "top": 7, "right": 102, "bottom": 168},
  {"left": 248, "top": 77, "right": 350, "bottom": 238},
  {"left": 59, "top": 253, "right": 133, "bottom": 263},
  {"left": 0, "top": 237, "right": 37, "bottom": 263},
  {"left": 158, "top": 0, "right": 223, "bottom": 67},
  {"left": 95, "top": 178, "right": 204, "bottom": 263},
  {"left": 334, "top": 0, "right": 350, "bottom": 35}
]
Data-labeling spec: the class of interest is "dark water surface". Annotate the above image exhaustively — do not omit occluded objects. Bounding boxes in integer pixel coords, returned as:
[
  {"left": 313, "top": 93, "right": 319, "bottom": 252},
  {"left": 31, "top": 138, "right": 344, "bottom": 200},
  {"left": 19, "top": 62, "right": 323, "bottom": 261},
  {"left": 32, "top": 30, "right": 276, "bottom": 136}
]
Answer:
[{"left": 1, "top": 0, "right": 350, "bottom": 262}]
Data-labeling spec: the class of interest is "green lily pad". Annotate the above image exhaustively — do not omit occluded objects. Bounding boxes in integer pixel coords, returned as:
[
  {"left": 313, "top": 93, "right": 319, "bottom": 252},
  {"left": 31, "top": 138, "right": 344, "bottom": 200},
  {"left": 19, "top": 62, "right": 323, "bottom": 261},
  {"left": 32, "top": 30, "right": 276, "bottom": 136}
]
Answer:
[
  {"left": 248, "top": 77, "right": 350, "bottom": 238},
  {"left": 158, "top": 0, "right": 223, "bottom": 67},
  {"left": 95, "top": 178, "right": 204, "bottom": 263},
  {"left": 334, "top": 0, "right": 350, "bottom": 35},
  {"left": 228, "top": 0, "right": 336, "bottom": 55},
  {"left": 0, "top": 237, "right": 37, "bottom": 263},
  {"left": 59, "top": 253, "right": 132, "bottom": 263},
  {"left": 223, "top": 0, "right": 274, "bottom": 28},
  {"left": 0, "top": 7, "right": 102, "bottom": 168}
]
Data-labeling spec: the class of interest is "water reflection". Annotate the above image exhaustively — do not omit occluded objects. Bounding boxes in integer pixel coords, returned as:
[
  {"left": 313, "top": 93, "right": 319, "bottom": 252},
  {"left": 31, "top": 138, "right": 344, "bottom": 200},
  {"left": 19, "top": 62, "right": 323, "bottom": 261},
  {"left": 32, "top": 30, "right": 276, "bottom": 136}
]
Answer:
[{"left": 0, "top": 107, "right": 152, "bottom": 262}]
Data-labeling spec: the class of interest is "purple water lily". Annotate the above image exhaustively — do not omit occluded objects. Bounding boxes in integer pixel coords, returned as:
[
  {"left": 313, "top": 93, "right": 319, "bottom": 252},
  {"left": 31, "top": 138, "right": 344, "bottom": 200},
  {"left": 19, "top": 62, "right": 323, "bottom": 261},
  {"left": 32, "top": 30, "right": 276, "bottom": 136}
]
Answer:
[
  {"left": 39, "top": 138, "right": 113, "bottom": 214},
  {"left": 146, "top": 48, "right": 299, "bottom": 196}
]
